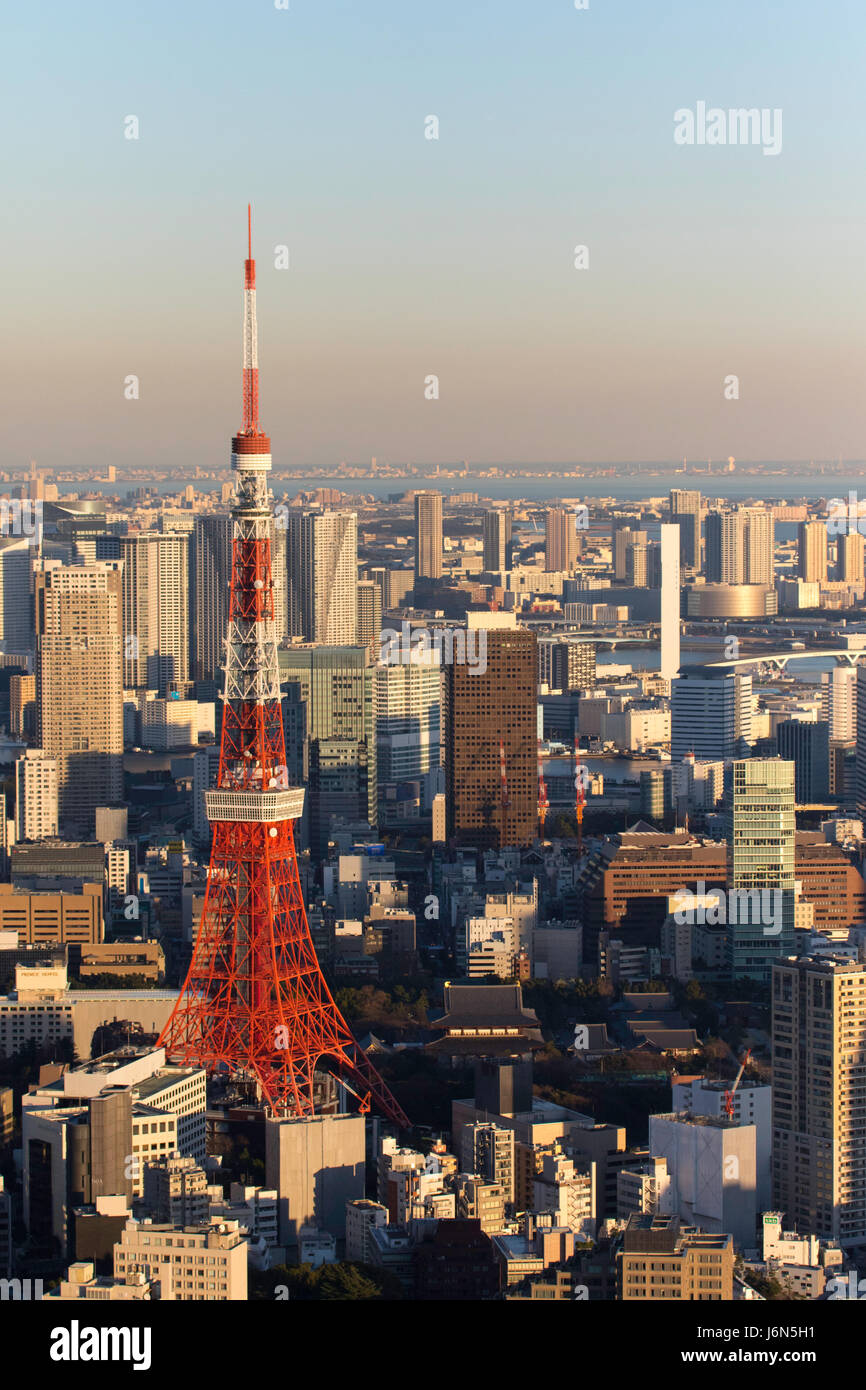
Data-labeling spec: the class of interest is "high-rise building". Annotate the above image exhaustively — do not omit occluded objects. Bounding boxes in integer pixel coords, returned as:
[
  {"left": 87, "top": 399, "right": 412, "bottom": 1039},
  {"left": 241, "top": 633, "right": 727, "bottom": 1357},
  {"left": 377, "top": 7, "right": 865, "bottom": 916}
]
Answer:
[
  {"left": 669, "top": 489, "right": 702, "bottom": 572},
  {"left": 777, "top": 720, "right": 830, "bottom": 802},
  {"left": 797, "top": 520, "right": 827, "bottom": 583},
  {"left": 660, "top": 523, "right": 681, "bottom": 682},
  {"left": 0, "top": 537, "right": 36, "bottom": 656},
  {"left": 376, "top": 654, "right": 441, "bottom": 796},
  {"left": 740, "top": 508, "right": 775, "bottom": 586},
  {"left": 286, "top": 510, "right": 358, "bottom": 644},
  {"left": 444, "top": 615, "right": 537, "bottom": 848},
  {"left": 10, "top": 673, "right": 36, "bottom": 739},
  {"left": 705, "top": 510, "right": 743, "bottom": 583},
  {"left": 836, "top": 530, "right": 865, "bottom": 584},
  {"left": 544, "top": 508, "right": 579, "bottom": 573},
  {"left": 15, "top": 749, "right": 58, "bottom": 842},
  {"left": 624, "top": 533, "right": 650, "bottom": 587},
  {"left": 281, "top": 645, "right": 377, "bottom": 858},
  {"left": 99, "top": 532, "right": 190, "bottom": 694},
  {"left": 772, "top": 955, "right": 866, "bottom": 1245},
  {"left": 35, "top": 561, "right": 123, "bottom": 834},
  {"left": 538, "top": 637, "right": 596, "bottom": 692},
  {"left": 822, "top": 666, "right": 856, "bottom": 741},
  {"left": 190, "top": 514, "right": 232, "bottom": 686},
  {"left": 356, "top": 579, "right": 382, "bottom": 661},
  {"left": 613, "top": 523, "right": 641, "bottom": 581},
  {"left": 414, "top": 492, "right": 443, "bottom": 580},
  {"left": 725, "top": 759, "right": 796, "bottom": 982},
  {"left": 856, "top": 665, "right": 866, "bottom": 821},
  {"left": 671, "top": 666, "right": 751, "bottom": 762},
  {"left": 482, "top": 508, "right": 512, "bottom": 573}
]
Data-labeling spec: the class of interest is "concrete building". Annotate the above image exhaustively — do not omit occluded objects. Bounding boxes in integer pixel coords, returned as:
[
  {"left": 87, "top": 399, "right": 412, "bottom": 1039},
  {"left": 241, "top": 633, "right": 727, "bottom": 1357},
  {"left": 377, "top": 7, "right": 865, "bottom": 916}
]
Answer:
[
  {"left": 190, "top": 513, "right": 232, "bottom": 686},
  {"left": 777, "top": 719, "right": 830, "bottom": 802},
  {"left": 286, "top": 509, "right": 358, "bottom": 644},
  {"left": 483, "top": 508, "right": 512, "bottom": 573},
  {"left": 725, "top": 759, "right": 796, "bottom": 983},
  {"left": 671, "top": 666, "right": 751, "bottom": 762},
  {"left": 15, "top": 750, "right": 59, "bottom": 842},
  {"left": 0, "top": 882, "right": 103, "bottom": 947},
  {"left": 265, "top": 1112, "right": 366, "bottom": 1248},
  {"left": 35, "top": 561, "right": 124, "bottom": 834},
  {"left": 533, "top": 1151, "right": 595, "bottom": 1239},
  {"left": 143, "top": 1153, "right": 209, "bottom": 1227},
  {"left": 345, "top": 1198, "right": 388, "bottom": 1264},
  {"left": 671, "top": 1075, "right": 772, "bottom": 1210},
  {"left": 822, "top": 665, "right": 857, "bottom": 742},
  {"left": 43, "top": 1260, "right": 161, "bottom": 1301},
  {"left": 113, "top": 1217, "right": 248, "bottom": 1301},
  {"left": 617, "top": 1213, "right": 734, "bottom": 1300},
  {"left": 648, "top": 1112, "right": 757, "bottom": 1250},
  {"left": 616, "top": 1156, "right": 672, "bottom": 1219},
  {"left": 659, "top": 523, "right": 680, "bottom": 683},
  {"left": 414, "top": 492, "right": 443, "bottom": 581},
  {"left": 669, "top": 489, "right": 701, "bottom": 572},
  {"left": 105, "top": 532, "right": 190, "bottom": 695},
  {"left": 798, "top": 519, "right": 827, "bottom": 583},
  {"left": 462, "top": 1121, "right": 516, "bottom": 1203},
  {"left": 544, "top": 507, "right": 579, "bottom": 574},
  {"left": 772, "top": 955, "right": 866, "bottom": 1249}
]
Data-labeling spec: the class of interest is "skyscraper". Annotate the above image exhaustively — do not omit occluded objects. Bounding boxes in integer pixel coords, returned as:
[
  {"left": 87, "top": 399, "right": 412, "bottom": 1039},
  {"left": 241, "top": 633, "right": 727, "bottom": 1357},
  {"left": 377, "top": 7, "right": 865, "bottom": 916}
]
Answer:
[
  {"left": 482, "top": 508, "right": 512, "bottom": 572},
  {"left": 671, "top": 667, "right": 751, "bottom": 762},
  {"left": 772, "top": 955, "right": 866, "bottom": 1245},
  {"left": 544, "top": 508, "right": 579, "bottom": 573},
  {"left": 376, "top": 652, "right": 442, "bottom": 799},
  {"left": 414, "top": 492, "right": 443, "bottom": 580},
  {"left": 281, "top": 645, "right": 377, "bottom": 858},
  {"left": 190, "top": 514, "right": 232, "bottom": 685},
  {"left": 776, "top": 720, "right": 830, "bottom": 802},
  {"left": 538, "top": 637, "right": 596, "bottom": 691},
  {"left": 286, "top": 510, "right": 358, "bottom": 644},
  {"left": 740, "top": 508, "right": 775, "bottom": 586},
  {"left": 822, "top": 665, "right": 856, "bottom": 741},
  {"left": 35, "top": 560, "right": 124, "bottom": 833},
  {"left": 725, "top": 759, "right": 796, "bottom": 982},
  {"left": 705, "top": 510, "right": 743, "bottom": 583},
  {"left": 797, "top": 520, "right": 827, "bottom": 583},
  {"left": 669, "top": 489, "right": 701, "bottom": 572},
  {"left": 100, "top": 532, "right": 190, "bottom": 694},
  {"left": 444, "top": 615, "right": 537, "bottom": 848},
  {"left": 836, "top": 530, "right": 865, "bottom": 584},
  {"left": 356, "top": 579, "right": 382, "bottom": 661}
]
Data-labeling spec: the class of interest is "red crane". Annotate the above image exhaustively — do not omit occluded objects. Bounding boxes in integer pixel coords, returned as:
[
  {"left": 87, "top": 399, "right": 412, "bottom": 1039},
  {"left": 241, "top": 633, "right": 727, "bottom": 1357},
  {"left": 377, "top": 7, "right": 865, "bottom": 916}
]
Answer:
[
  {"left": 574, "top": 736, "right": 585, "bottom": 853},
  {"left": 724, "top": 1047, "right": 752, "bottom": 1120},
  {"left": 499, "top": 738, "right": 510, "bottom": 847},
  {"left": 537, "top": 739, "right": 549, "bottom": 839}
]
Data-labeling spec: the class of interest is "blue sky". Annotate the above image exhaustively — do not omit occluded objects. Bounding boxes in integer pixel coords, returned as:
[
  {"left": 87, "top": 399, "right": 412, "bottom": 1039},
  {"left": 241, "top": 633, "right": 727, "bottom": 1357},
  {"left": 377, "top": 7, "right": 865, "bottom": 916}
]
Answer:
[{"left": 1, "top": 0, "right": 863, "bottom": 470}]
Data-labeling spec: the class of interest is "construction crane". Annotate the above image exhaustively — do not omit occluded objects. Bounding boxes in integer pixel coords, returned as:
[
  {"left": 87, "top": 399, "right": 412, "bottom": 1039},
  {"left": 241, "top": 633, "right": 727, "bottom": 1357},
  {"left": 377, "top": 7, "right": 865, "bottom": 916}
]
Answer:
[
  {"left": 724, "top": 1047, "right": 752, "bottom": 1120},
  {"left": 499, "top": 739, "right": 510, "bottom": 848},
  {"left": 574, "top": 736, "right": 585, "bottom": 854},
  {"left": 537, "top": 739, "right": 549, "bottom": 839}
]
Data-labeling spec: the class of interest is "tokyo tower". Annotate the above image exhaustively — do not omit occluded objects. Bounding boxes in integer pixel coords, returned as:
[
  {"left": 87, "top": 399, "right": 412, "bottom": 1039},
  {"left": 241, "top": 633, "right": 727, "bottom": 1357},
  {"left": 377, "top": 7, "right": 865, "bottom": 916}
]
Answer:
[{"left": 158, "top": 208, "right": 408, "bottom": 1127}]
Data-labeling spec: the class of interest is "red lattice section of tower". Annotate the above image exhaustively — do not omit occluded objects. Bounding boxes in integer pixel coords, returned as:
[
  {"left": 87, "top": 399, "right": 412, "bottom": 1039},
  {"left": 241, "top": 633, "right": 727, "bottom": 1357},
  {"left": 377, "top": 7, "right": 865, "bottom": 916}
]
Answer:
[{"left": 158, "top": 210, "right": 408, "bottom": 1127}]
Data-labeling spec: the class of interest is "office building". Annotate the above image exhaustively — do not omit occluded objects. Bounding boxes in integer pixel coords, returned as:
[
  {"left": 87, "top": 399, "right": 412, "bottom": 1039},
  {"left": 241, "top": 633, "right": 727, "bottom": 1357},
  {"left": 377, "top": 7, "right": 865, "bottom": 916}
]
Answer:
[
  {"left": 544, "top": 507, "right": 579, "bottom": 573},
  {"left": 35, "top": 562, "right": 124, "bottom": 834},
  {"left": 0, "top": 881, "right": 102, "bottom": 946},
  {"left": 444, "top": 615, "right": 538, "bottom": 848},
  {"left": 190, "top": 514, "right": 232, "bottom": 685},
  {"left": 375, "top": 652, "right": 441, "bottom": 799},
  {"left": 103, "top": 532, "right": 190, "bottom": 694},
  {"left": 0, "top": 536, "right": 36, "bottom": 656},
  {"left": 772, "top": 955, "right": 866, "bottom": 1247},
  {"left": 617, "top": 1214, "right": 733, "bottom": 1300},
  {"left": 414, "top": 492, "right": 443, "bottom": 580},
  {"left": 798, "top": 520, "right": 827, "bottom": 583},
  {"left": 286, "top": 509, "right": 358, "bottom": 644},
  {"left": 281, "top": 645, "right": 377, "bottom": 857},
  {"left": 777, "top": 720, "right": 830, "bottom": 802},
  {"left": 15, "top": 750, "right": 59, "bottom": 842},
  {"left": 114, "top": 1218, "right": 248, "bottom": 1301},
  {"left": 10, "top": 673, "right": 36, "bottom": 739},
  {"left": 265, "top": 1113, "right": 365, "bottom": 1249},
  {"left": 669, "top": 489, "right": 701, "bottom": 572},
  {"left": 142, "top": 1153, "right": 209, "bottom": 1227},
  {"left": 671, "top": 666, "right": 751, "bottom": 762},
  {"left": 822, "top": 666, "right": 856, "bottom": 742},
  {"left": 725, "top": 759, "right": 796, "bottom": 982}
]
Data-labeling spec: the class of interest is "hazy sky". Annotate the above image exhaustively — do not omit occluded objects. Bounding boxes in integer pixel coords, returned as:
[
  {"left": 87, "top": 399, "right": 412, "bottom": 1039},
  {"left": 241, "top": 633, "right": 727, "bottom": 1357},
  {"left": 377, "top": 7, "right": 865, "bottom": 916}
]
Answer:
[{"left": 2, "top": 0, "right": 864, "bottom": 472}]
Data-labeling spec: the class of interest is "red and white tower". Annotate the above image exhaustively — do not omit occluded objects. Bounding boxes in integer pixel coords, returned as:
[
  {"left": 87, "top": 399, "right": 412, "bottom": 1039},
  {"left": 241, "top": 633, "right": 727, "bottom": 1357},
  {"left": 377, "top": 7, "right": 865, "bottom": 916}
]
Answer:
[{"left": 158, "top": 209, "right": 408, "bottom": 1127}]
